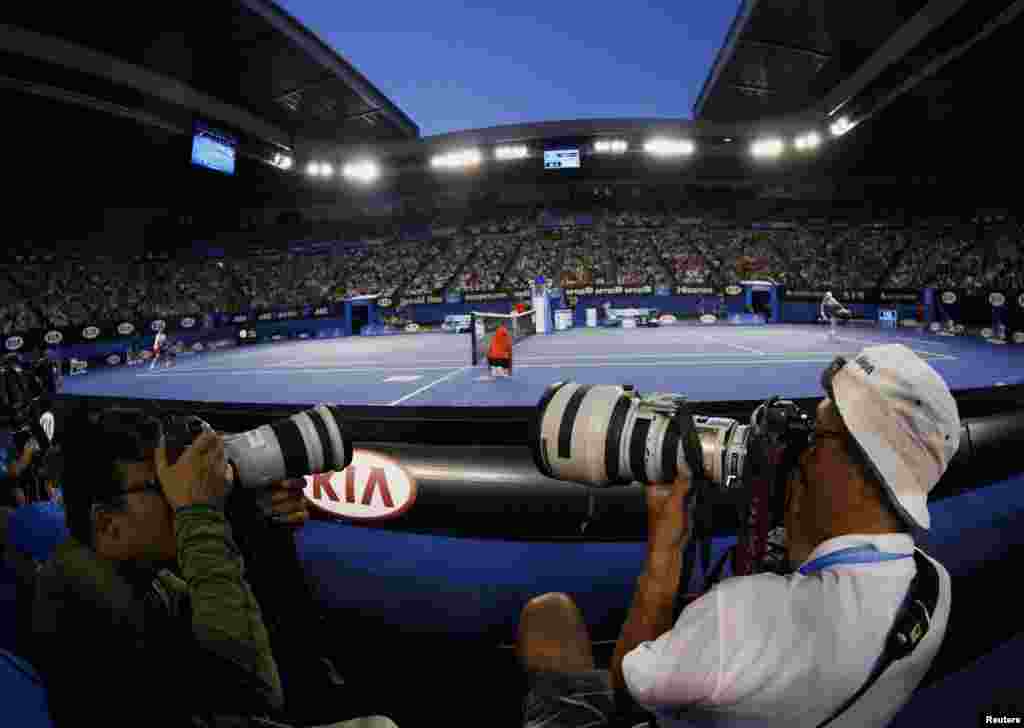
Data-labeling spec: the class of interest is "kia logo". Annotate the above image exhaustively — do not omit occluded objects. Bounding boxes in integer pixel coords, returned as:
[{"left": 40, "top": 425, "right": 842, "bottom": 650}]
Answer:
[
  {"left": 192, "top": 343, "right": 203, "bottom": 352},
  {"left": 941, "top": 292, "right": 957, "bottom": 305},
  {"left": 988, "top": 293, "right": 1005, "bottom": 307},
  {"left": 106, "top": 354, "right": 121, "bottom": 365},
  {"left": 725, "top": 285, "right": 742, "bottom": 296},
  {"left": 699, "top": 314, "right": 716, "bottom": 324},
  {"left": 44, "top": 331, "right": 63, "bottom": 345},
  {"left": 151, "top": 320, "right": 166, "bottom": 332},
  {"left": 117, "top": 322, "right": 135, "bottom": 335},
  {"left": 5, "top": 336, "right": 24, "bottom": 351},
  {"left": 405, "top": 323, "right": 420, "bottom": 332},
  {"left": 181, "top": 317, "right": 196, "bottom": 328},
  {"left": 304, "top": 450, "right": 417, "bottom": 521},
  {"left": 83, "top": 326, "right": 100, "bottom": 340}
]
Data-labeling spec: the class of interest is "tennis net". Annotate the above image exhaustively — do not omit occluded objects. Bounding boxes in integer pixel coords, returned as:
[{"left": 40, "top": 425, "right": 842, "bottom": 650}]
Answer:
[{"left": 471, "top": 310, "right": 537, "bottom": 365}]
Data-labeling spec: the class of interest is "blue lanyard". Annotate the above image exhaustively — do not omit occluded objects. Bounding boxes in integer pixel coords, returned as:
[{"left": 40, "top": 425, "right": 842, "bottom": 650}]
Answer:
[{"left": 799, "top": 545, "right": 912, "bottom": 576}]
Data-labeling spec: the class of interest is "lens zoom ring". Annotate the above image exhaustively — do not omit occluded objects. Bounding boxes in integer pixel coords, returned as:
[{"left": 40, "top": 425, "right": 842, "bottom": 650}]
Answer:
[{"left": 558, "top": 385, "right": 592, "bottom": 459}]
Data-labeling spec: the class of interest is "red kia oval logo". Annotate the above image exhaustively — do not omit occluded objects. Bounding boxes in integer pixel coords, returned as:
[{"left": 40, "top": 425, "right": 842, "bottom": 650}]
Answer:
[{"left": 303, "top": 450, "right": 418, "bottom": 521}]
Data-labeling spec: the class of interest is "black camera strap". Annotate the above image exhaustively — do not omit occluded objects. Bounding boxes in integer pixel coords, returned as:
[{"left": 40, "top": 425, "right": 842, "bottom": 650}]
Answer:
[{"left": 816, "top": 549, "right": 939, "bottom": 728}]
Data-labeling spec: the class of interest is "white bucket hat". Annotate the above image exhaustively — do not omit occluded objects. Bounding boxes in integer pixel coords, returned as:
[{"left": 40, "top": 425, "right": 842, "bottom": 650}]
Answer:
[{"left": 826, "top": 344, "right": 960, "bottom": 530}]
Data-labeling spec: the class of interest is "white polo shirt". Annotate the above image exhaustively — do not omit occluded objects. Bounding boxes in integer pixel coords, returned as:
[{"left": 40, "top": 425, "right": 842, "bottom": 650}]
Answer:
[{"left": 622, "top": 533, "right": 951, "bottom": 728}]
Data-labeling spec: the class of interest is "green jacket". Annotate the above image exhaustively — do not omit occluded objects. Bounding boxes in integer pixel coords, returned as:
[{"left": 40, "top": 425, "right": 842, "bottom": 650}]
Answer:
[{"left": 31, "top": 505, "right": 284, "bottom": 728}]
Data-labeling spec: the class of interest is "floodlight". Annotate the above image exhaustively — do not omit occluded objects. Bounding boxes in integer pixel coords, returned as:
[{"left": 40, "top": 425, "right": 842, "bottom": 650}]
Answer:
[
  {"left": 595, "top": 139, "right": 628, "bottom": 153},
  {"left": 751, "top": 138, "right": 785, "bottom": 159},
  {"left": 830, "top": 116, "right": 855, "bottom": 137},
  {"left": 306, "top": 162, "right": 320, "bottom": 177},
  {"left": 794, "top": 132, "right": 822, "bottom": 151},
  {"left": 644, "top": 138, "right": 696, "bottom": 157},
  {"left": 431, "top": 148, "right": 482, "bottom": 169},
  {"left": 495, "top": 145, "right": 528, "bottom": 160},
  {"left": 343, "top": 160, "right": 380, "bottom": 183}
]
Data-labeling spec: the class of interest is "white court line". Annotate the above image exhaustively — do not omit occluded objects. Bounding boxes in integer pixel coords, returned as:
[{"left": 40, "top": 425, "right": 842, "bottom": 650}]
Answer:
[
  {"left": 515, "top": 357, "right": 857, "bottom": 369},
  {"left": 138, "top": 365, "right": 461, "bottom": 377},
  {"left": 834, "top": 335, "right": 958, "bottom": 360},
  {"left": 699, "top": 333, "right": 764, "bottom": 355},
  {"left": 389, "top": 367, "right": 470, "bottom": 405}
]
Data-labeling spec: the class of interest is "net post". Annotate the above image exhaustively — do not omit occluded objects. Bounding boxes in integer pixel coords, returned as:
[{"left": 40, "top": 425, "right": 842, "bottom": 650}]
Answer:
[{"left": 470, "top": 312, "right": 479, "bottom": 366}]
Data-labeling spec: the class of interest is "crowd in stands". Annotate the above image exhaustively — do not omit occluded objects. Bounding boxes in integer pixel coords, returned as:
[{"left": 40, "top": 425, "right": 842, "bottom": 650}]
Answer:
[{"left": 1, "top": 210, "right": 1021, "bottom": 334}]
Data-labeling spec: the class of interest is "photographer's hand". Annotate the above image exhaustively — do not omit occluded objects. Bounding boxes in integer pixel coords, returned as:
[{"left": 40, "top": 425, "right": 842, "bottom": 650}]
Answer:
[
  {"left": 155, "top": 430, "right": 231, "bottom": 510},
  {"left": 646, "top": 468, "right": 694, "bottom": 562},
  {"left": 265, "top": 478, "right": 310, "bottom": 528}
]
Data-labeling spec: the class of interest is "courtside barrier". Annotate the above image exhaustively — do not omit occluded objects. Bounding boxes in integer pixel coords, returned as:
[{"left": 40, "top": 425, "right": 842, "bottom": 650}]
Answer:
[{"left": 50, "top": 388, "right": 1024, "bottom": 541}]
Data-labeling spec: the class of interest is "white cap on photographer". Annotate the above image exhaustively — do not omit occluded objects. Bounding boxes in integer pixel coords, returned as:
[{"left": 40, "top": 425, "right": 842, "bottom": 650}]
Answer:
[{"left": 829, "top": 343, "right": 960, "bottom": 531}]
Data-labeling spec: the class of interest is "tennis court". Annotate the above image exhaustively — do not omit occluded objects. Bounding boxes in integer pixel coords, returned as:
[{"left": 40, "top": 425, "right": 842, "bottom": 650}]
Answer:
[{"left": 59, "top": 317, "right": 1023, "bottom": 407}]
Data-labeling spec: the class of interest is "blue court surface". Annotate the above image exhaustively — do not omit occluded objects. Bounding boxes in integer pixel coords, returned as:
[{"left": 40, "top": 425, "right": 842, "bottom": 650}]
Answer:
[{"left": 60, "top": 323, "right": 1024, "bottom": 406}]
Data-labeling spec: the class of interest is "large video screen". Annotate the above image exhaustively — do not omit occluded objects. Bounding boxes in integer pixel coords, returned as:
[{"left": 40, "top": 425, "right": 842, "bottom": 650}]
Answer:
[
  {"left": 192, "top": 123, "right": 237, "bottom": 175},
  {"left": 544, "top": 149, "right": 580, "bottom": 170}
]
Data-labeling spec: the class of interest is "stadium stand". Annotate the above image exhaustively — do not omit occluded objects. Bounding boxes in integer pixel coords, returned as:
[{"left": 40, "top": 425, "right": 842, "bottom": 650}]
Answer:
[{"left": 2, "top": 211, "right": 1023, "bottom": 335}]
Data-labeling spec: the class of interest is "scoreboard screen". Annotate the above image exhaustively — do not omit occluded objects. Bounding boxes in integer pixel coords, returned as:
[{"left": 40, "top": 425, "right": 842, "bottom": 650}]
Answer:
[
  {"left": 192, "top": 123, "right": 237, "bottom": 175},
  {"left": 544, "top": 149, "right": 580, "bottom": 170}
]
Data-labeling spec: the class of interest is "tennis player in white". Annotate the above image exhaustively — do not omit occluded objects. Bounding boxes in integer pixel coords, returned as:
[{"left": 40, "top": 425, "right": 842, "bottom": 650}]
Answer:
[
  {"left": 150, "top": 326, "right": 167, "bottom": 370},
  {"left": 821, "top": 291, "right": 849, "bottom": 341}
]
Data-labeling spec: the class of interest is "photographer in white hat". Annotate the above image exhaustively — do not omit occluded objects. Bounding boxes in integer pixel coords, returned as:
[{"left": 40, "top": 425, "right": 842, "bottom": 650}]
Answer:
[{"left": 517, "top": 343, "right": 956, "bottom": 728}]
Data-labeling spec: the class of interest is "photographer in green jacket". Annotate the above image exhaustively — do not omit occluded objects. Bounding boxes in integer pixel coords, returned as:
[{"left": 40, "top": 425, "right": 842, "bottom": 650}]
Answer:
[{"left": 29, "top": 406, "right": 396, "bottom": 728}]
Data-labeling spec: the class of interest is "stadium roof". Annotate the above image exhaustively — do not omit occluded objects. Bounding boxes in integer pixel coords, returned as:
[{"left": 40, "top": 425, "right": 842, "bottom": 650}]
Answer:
[
  {"left": 695, "top": 0, "right": 968, "bottom": 122},
  {"left": 0, "top": 0, "right": 418, "bottom": 155}
]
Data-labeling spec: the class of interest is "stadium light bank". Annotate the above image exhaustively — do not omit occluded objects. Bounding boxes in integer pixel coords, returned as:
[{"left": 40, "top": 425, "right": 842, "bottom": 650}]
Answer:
[
  {"left": 306, "top": 162, "right": 334, "bottom": 178},
  {"left": 343, "top": 160, "right": 380, "bottom": 183},
  {"left": 431, "top": 149, "right": 483, "bottom": 169},
  {"left": 829, "top": 116, "right": 856, "bottom": 137},
  {"left": 793, "top": 131, "right": 822, "bottom": 152},
  {"left": 750, "top": 138, "right": 785, "bottom": 160},
  {"left": 271, "top": 152, "right": 293, "bottom": 170},
  {"left": 594, "top": 139, "right": 629, "bottom": 154},
  {"left": 495, "top": 145, "right": 529, "bottom": 161},
  {"left": 644, "top": 138, "right": 696, "bottom": 157}
]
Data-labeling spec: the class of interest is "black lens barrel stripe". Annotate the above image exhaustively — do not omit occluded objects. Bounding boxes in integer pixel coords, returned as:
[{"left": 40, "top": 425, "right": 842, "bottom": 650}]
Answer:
[
  {"left": 605, "top": 395, "right": 632, "bottom": 484},
  {"left": 630, "top": 419, "right": 650, "bottom": 484},
  {"left": 662, "top": 419, "right": 680, "bottom": 484},
  {"left": 270, "top": 420, "right": 308, "bottom": 478},
  {"left": 306, "top": 409, "right": 335, "bottom": 471},
  {"left": 558, "top": 385, "right": 592, "bottom": 459}
]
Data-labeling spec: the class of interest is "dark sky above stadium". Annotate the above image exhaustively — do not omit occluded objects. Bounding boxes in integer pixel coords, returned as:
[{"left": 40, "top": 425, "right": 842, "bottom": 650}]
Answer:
[{"left": 274, "top": 0, "right": 740, "bottom": 138}]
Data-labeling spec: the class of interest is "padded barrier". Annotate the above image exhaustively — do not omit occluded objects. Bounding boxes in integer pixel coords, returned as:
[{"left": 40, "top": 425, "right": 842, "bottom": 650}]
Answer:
[{"left": 297, "top": 472, "right": 1024, "bottom": 648}]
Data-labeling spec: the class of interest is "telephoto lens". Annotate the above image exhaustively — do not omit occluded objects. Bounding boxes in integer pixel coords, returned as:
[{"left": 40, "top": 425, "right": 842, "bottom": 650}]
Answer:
[
  {"left": 166, "top": 404, "right": 353, "bottom": 490},
  {"left": 224, "top": 404, "right": 352, "bottom": 489},
  {"left": 532, "top": 382, "right": 754, "bottom": 493},
  {"left": 532, "top": 382, "right": 696, "bottom": 487}
]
